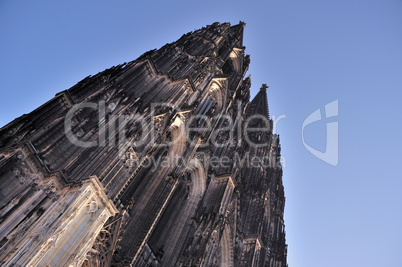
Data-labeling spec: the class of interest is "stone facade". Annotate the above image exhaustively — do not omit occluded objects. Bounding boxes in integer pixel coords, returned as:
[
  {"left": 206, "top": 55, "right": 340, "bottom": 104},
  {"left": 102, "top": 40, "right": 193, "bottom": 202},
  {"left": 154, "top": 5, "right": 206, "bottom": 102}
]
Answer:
[{"left": 0, "top": 22, "right": 287, "bottom": 266}]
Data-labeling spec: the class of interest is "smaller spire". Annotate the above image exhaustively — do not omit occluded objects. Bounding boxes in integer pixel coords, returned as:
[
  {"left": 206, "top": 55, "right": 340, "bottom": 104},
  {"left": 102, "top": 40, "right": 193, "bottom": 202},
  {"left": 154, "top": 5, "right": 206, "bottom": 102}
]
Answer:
[{"left": 246, "top": 83, "right": 270, "bottom": 119}]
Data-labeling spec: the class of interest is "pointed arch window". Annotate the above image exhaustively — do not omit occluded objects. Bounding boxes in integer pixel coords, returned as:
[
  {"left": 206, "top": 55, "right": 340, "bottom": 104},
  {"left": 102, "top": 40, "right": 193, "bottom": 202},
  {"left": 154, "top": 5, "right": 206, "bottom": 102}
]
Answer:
[{"left": 195, "top": 82, "right": 223, "bottom": 117}]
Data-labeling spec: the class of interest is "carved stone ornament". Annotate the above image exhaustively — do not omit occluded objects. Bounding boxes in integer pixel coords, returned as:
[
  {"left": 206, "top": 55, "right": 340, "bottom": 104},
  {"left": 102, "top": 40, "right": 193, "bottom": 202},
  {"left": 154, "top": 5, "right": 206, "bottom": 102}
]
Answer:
[{"left": 89, "top": 201, "right": 98, "bottom": 213}]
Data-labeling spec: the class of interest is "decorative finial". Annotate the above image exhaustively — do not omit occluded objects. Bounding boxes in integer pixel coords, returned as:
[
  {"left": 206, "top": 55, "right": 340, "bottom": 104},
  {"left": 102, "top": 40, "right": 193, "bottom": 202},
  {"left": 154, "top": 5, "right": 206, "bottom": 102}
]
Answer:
[{"left": 261, "top": 84, "right": 269, "bottom": 91}]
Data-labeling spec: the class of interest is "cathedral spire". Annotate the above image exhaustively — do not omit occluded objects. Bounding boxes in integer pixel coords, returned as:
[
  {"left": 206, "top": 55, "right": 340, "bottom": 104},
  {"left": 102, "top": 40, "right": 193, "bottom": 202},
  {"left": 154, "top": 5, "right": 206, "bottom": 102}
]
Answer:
[
  {"left": 0, "top": 23, "right": 287, "bottom": 267},
  {"left": 246, "top": 83, "right": 270, "bottom": 119},
  {"left": 260, "top": 83, "right": 268, "bottom": 91}
]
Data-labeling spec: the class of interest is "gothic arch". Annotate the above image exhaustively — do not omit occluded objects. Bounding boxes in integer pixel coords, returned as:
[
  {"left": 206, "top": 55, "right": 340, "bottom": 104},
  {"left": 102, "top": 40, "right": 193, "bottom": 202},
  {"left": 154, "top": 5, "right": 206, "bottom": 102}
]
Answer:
[
  {"left": 186, "top": 157, "right": 206, "bottom": 198},
  {"left": 155, "top": 157, "right": 207, "bottom": 266},
  {"left": 208, "top": 82, "right": 224, "bottom": 114},
  {"left": 220, "top": 225, "right": 233, "bottom": 267},
  {"left": 222, "top": 58, "right": 235, "bottom": 75},
  {"left": 167, "top": 115, "right": 186, "bottom": 170},
  {"left": 196, "top": 79, "right": 227, "bottom": 116},
  {"left": 203, "top": 227, "right": 221, "bottom": 266},
  {"left": 228, "top": 48, "right": 243, "bottom": 73}
]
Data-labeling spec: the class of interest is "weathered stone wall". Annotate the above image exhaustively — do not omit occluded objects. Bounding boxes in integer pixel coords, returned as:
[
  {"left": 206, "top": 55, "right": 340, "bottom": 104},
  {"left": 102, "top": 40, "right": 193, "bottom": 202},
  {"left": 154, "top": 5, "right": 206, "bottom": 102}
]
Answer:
[{"left": 0, "top": 22, "right": 287, "bottom": 267}]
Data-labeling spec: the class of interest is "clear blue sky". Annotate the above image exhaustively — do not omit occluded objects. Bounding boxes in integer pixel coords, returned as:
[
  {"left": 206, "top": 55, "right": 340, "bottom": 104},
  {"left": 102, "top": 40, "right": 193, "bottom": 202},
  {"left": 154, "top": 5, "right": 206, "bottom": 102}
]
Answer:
[{"left": 1, "top": 1, "right": 401, "bottom": 266}]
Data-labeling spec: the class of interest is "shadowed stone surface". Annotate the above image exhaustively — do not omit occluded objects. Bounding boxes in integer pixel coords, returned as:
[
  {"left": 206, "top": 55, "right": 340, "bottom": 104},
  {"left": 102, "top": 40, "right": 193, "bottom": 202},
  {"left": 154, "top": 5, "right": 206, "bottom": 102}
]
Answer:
[{"left": 0, "top": 22, "right": 287, "bottom": 267}]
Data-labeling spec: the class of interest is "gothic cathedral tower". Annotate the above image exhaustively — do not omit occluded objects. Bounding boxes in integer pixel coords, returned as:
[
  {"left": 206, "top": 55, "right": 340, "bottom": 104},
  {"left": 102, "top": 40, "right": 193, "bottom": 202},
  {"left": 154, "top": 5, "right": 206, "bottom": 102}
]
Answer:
[{"left": 0, "top": 22, "right": 287, "bottom": 266}]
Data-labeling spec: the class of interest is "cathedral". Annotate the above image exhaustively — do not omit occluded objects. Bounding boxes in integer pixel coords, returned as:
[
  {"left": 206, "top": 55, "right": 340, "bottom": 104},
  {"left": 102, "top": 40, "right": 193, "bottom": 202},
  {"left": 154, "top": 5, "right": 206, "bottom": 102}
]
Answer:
[{"left": 0, "top": 22, "right": 287, "bottom": 266}]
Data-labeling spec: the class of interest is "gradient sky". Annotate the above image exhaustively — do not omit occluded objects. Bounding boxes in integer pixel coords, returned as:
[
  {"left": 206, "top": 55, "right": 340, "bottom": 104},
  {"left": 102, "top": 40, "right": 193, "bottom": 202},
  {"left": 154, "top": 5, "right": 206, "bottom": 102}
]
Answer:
[{"left": 1, "top": 1, "right": 402, "bottom": 266}]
